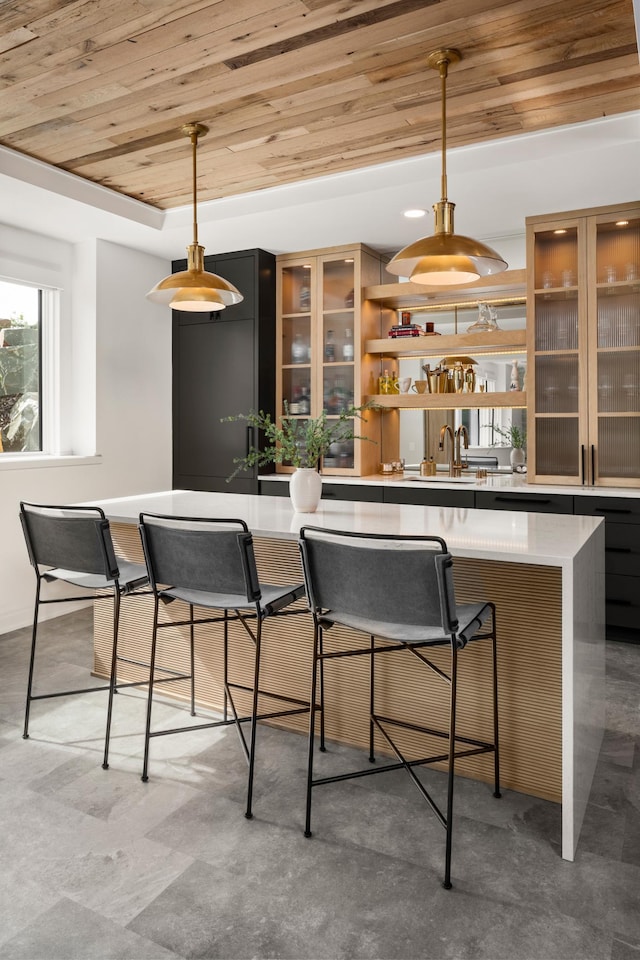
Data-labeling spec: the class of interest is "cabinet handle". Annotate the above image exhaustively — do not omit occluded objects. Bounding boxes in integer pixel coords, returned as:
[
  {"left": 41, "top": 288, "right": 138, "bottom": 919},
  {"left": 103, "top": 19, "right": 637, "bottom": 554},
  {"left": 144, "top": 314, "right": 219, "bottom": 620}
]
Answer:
[
  {"left": 605, "top": 546, "right": 632, "bottom": 554},
  {"left": 580, "top": 445, "right": 585, "bottom": 485},
  {"left": 494, "top": 496, "right": 551, "bottom": 505},
  {"left": 595, "top": 507, "right": 632, "bottom": 515},
  {"left": 246, "top": 425, "right": 255, "bottom": 457},
  {"left": 591, "top": 444, "right": 595, "bottom": 483}
]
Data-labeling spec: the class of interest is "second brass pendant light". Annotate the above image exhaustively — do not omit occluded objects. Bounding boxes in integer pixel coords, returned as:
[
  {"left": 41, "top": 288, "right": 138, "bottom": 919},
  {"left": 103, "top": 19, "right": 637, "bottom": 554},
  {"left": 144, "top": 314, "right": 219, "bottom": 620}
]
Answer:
[{"left": 388, "top": 49, "right": 508, "bottom": 286}]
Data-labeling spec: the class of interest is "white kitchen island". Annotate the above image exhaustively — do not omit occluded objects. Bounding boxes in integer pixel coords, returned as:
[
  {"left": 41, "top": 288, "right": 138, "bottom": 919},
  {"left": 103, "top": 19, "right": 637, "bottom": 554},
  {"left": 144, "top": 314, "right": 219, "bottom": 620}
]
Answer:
[{"left": 88, "top": 489, "right": 605, "bottom": 862}]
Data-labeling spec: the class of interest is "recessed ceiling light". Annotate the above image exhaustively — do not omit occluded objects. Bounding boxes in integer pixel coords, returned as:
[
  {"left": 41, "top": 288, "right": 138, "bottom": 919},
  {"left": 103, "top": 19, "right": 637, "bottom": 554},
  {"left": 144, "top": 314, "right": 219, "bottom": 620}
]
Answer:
[
  {"left": 616, "top": 220, "right": 629, "bottom": 226},
  {"left": 403, "top": 209, "right": 426, "bottom": 219},
  {"left": 302, "top": 264, "right": 311, "bottom": 269},
  {"left": 553, "top": 229, "right": 567, "bottom": 235}
]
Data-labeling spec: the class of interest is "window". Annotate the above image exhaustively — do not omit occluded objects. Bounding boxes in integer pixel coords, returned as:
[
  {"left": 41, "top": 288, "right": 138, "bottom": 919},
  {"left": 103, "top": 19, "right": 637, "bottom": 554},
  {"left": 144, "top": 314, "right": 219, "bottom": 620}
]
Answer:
[{"left": 0, "top": 279, "right": 44, "bottom": 453}]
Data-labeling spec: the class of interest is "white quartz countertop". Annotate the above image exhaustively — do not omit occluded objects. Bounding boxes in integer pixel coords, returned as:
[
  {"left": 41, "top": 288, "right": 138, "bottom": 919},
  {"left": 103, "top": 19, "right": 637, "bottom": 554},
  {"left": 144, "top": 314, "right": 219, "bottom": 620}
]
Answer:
[
  {"left": 87, "top": 489, "right": 602, "bottom": 567},
  {"left": 260, "top": 472, "right": 640, "bottom": 498}
]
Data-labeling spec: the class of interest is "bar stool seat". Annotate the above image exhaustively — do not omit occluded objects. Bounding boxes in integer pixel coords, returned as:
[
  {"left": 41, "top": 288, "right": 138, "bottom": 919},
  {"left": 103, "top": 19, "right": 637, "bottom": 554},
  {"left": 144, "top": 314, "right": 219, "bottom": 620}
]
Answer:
[
  {"left": 138, "top": 512, "right": 309, "bottom": 820},
  {"left": 19, "top": 501, "right": 155, "bottom": 770},
  {"left": 298, "top": 525, "right": 501, "bottom": 890}
]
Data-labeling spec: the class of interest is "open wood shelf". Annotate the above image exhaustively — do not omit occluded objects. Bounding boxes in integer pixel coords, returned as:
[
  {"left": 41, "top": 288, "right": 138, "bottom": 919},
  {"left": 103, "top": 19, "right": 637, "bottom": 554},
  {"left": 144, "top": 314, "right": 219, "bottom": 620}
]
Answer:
[
  {"left": 367, "top": 391, "right": 527, "bottom": 409},
  {"left": 365, "top": 328, "right": 527, "bottom": 357},
  {"left": 364, "top": 269, "right": 527, "bottom": 309}
]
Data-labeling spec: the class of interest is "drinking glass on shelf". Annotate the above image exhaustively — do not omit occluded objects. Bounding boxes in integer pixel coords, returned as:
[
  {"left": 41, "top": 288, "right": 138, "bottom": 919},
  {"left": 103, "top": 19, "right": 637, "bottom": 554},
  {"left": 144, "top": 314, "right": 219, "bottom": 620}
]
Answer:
[
  {"left": 604, "top": 265, "right": 616, "bottom": 283},
  {"left": 561, "top": 269, "right": 574, "bottom": 287},
  {"left": 625, "top": 263, "right": 638, "bottom": 281},
  {"left": 542, "top": 271, "right": 553, "bottom": 289}
]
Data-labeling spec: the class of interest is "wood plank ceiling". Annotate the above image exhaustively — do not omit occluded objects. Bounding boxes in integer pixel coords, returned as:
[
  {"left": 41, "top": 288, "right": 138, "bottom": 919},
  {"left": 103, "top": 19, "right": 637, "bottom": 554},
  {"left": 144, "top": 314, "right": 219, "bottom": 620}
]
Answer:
[{"left": 1, "top": 0, "right": 638, "bottom": 210}]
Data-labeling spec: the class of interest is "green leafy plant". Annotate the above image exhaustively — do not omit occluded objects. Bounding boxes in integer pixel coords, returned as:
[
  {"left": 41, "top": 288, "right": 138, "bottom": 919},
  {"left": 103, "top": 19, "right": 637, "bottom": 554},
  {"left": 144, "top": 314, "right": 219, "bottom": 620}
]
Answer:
[
  {"left": 493, "top": 422, "right": 527, "bottom": 449},
  {"left": 222, "top": 402, "right": 374, "bottom": 480}
]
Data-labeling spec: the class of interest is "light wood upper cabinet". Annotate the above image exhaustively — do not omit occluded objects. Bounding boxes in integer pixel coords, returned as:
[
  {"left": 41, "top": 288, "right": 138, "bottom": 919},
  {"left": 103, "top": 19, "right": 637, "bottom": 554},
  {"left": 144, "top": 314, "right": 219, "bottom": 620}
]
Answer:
[
  {"left": 276, "top": 244, "right": 387, "bottom": 476},
  {"left": 527, "top": 202, "right": 640, "bottom": 487}
]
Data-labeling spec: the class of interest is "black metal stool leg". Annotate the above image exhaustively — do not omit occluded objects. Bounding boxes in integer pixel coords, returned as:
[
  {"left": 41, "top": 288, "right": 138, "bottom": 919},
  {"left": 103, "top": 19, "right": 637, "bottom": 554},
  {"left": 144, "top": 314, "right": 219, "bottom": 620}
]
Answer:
[
  {"left": 492, "top": 619, "right": 501, "bottom": 799},
  {"left": 102, "top": 586, "right": 121, "bottom": 770},
  {"left": 189, "top": 603, "right": 196, "bottom": 717},
  {"left": 223, "top": 608, "right": 229, "bottom": 722},
  {"left": 319, "top": 628, "right": 325, "bottom": 752},
  {"left": 443, "top": 643, "right": 458, "bottom": 890},
  {"left": 141, "top": 597, "right": 160, "bottom": 782},
  {"left": 304, "top": 623, "right": 321, "bottom": 838},
  {"left": 369, "top": 634, "right": 375, "bottom": 763},
  {"left": 22, "top": 581, "right": 41, "bottom": 740},
  {"left": 244, "top": 616, "right": 262, "bottom": 820}
]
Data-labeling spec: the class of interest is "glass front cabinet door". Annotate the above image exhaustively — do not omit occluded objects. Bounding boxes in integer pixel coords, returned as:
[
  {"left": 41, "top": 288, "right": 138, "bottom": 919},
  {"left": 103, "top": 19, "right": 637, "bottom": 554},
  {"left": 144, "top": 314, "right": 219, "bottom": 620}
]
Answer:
[
  {"left": 527, "top": 203, "right": 640, "bottom": 488},
  {"left": 276, "top": 244, "right": 387, "bottom": 476}
]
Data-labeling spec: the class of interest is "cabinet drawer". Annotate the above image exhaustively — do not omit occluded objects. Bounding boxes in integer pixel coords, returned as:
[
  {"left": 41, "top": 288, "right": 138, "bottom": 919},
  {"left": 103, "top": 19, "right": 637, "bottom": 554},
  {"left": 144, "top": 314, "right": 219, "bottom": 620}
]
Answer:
[
  {"left": 606, "top": 574, "right": 640, "bottom": 629},
  {"left": 475, "top": 491, "right": 573, "bottom": 514},
  {"left": 604, "top": 524, "right": 640, "bottom": 577},
  {"left": 574, "top": 496, "right": 640, "bottom": 525},
  {"left": 321, "top": 484, "right": 383, "bottom": 503},
  {"left": 384, "top": 487, "right": 475, "bottom": 508},
  {"left": 259, "top": 480, "right": 290, "bottom": 497}
]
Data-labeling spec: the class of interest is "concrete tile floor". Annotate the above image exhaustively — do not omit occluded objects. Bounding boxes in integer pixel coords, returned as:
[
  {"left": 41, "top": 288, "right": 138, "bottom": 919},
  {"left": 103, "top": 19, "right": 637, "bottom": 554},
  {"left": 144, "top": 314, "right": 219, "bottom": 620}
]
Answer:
[{"left": 0, "top": 609, "right": 638, "bottom": 960}]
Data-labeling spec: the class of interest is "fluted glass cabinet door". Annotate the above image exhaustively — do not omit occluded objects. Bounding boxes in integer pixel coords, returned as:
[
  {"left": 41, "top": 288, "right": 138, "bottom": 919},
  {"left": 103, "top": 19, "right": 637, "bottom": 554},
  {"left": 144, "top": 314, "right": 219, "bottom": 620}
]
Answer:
[
  {"left": 528, "top": 203, "right": 640, "bottom": 488},
  {"left": 589, "top": 213, "right": 640, "bottom": 485},
  {"left": 319, "top": 254, "right": 356, "bottom": 468},
  {"left": 278, "top": 260, "right": 316, "bottom": 440},
  {"left": 527, "top": 221, "right": 588, "bottom": 483}
]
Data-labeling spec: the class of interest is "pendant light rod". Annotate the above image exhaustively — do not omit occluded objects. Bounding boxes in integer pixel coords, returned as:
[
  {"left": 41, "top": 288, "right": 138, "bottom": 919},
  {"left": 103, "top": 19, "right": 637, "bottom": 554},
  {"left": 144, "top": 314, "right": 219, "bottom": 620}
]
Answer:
[
  {"left": 182, "top": 121, "right": 207, "bottom": 246},
  {"left": 387, "top": 47, "right": 507, "bottom": 286}
]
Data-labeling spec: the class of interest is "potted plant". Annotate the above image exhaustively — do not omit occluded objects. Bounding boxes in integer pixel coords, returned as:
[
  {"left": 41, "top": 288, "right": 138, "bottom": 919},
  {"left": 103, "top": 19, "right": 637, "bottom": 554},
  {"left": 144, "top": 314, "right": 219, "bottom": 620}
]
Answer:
[
  {"left": 493, "top": 421, "right": 527, "bottom": 472},
  {"left": 223, "top": 402, "right": 374, "bottom": 512}
]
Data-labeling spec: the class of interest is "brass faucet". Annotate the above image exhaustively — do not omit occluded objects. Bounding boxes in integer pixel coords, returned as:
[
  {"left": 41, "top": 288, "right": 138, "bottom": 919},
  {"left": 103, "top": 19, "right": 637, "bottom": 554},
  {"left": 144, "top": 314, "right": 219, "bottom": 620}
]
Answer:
[
  {"left": 439, "top": 424, "right": 455, "bottom": 476},
  {"left": 454, "top": 425, "right": 469, "bottom": 474}
]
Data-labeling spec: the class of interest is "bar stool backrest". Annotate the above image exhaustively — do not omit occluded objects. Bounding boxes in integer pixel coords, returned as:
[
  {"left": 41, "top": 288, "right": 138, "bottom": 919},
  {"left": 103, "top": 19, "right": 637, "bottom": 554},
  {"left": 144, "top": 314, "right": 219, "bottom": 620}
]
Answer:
[
  {"left": 299, "top": 527, "right": 458, "bottom": 633},
  {"left": 139, "top": 514, "right": 261, "bottom": 602},
  {"left": 20, "top": 502, "right": 119, "bottom": 580}
]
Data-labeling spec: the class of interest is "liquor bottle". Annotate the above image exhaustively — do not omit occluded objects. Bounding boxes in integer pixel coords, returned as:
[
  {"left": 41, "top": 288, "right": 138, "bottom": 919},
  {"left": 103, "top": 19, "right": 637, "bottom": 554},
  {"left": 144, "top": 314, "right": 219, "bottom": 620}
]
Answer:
[
  {"left": 291, "top": 333, "right": 307, "bottom": 364},
  {"left": 342, "top": 328, "right": 354, "bottom": 361},
  {"left": 298, "top": 388, "right": 310, "bottom": 415},
  {"left": 324, "top": 329, "right": 336, "bottom": 362}
]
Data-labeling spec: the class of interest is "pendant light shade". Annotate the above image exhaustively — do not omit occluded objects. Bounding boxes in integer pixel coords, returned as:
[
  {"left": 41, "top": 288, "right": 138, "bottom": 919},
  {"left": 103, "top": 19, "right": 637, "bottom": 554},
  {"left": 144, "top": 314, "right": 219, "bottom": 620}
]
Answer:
[
  {"left": 387, "top": 49, "right": 507, "bottom": 287},
  {"left": 146, "top": 123, "right": 243, "bottom": 312}
]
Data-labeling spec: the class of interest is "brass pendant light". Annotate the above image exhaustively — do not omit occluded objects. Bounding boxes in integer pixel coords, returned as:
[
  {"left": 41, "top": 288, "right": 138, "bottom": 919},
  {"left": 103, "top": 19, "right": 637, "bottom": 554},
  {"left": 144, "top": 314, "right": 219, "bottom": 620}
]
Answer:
[
  {"left": 388, "top": 49, "right": 507, "bottom": 286},
  {"left": 146, "top": 122, "right": 243, "bottom": 311}
]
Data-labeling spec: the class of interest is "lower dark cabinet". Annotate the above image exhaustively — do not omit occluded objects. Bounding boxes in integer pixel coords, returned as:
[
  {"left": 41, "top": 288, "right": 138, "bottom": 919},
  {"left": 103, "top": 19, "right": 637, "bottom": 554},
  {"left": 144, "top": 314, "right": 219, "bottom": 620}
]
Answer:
[
  {"left": 384, "top": 487, "right": 475, "bottom": 508},
  {"left": 259, "top": 480, "right": 290, "bottom": 498},
  {"left": 321, "top": 483, "right": 383, "bottom": 502},
  {"left": 475, "top": 491, "right": 574, "bottom": 514},
  {"left": 259, "top": 480, "right": 383, "bottom": 502},
  {"left": 575, "top": 495, "right": 640, "bottom": 642}
]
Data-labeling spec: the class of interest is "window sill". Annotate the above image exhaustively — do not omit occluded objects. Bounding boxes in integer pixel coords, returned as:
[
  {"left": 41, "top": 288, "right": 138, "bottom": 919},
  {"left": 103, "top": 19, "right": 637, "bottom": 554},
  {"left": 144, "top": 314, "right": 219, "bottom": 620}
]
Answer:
[{"left": 0, "top": 454, "right": 102, "bottom": 471}]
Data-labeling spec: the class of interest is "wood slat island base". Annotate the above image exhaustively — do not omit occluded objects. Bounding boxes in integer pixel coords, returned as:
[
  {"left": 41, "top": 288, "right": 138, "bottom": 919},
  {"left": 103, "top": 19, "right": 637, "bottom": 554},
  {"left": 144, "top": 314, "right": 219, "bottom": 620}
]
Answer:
[{"left": 87, "top": 490, "right": 604, "bottom": 861}]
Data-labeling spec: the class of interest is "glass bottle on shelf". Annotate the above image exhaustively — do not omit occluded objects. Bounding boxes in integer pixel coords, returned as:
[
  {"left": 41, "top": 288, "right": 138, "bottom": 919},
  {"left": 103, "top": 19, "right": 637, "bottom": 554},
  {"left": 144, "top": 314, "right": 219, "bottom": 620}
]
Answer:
[
  {"left": 299, "top": 280, "right": 311, "bottom": 312},
  {"left": 324, "top": 329, "right": 336, "bottom": 362},
  {"left": 342, "top": 328, "right": 354, "bottom": 361},
  {"left": 291, "top": 333, "right": 307, "bottom": 364}
]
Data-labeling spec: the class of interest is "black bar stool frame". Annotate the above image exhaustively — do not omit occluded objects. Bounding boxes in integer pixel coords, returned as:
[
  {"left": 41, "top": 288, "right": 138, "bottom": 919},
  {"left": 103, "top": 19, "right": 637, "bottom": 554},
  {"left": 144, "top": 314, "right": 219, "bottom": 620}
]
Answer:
[
  {"left": 138, "top": 512, "right": 311, "bottom": 820},
  {"left": 298, "top": 525, "right": 500, "bottom": 890},
  {"left": 19, "top": 501, "right": 172, "bottom": 770}
]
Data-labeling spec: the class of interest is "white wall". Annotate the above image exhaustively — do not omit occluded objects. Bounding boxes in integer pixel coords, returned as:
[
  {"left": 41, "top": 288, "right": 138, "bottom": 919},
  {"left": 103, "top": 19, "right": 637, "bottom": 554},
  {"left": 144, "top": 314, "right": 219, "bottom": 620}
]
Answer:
[{"left": 0, "top": 227, "right": 172, "bottom": 635}]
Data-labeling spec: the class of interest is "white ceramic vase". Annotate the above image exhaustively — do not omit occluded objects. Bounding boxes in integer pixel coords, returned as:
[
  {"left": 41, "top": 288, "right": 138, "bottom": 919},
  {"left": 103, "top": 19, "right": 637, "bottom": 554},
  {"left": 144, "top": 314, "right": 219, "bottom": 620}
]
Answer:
[
  {"left": 510, "top": 447, "right": 526, "bottom": 472},
  {"left": 289, "top": 468, "right": 322, "bottom": 513}
]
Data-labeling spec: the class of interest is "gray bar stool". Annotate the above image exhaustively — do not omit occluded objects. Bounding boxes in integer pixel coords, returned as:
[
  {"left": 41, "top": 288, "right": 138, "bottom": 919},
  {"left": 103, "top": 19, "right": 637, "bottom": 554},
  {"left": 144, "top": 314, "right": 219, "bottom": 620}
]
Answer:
[
  {"left": 298, "top": 526, "right": 500, "bottom": 890},
  {"left": 138, "top": 513, "right": 308, "bottom": 820},
  {"left": 19, "top": 501, "right": 154, "bottom": 769}
]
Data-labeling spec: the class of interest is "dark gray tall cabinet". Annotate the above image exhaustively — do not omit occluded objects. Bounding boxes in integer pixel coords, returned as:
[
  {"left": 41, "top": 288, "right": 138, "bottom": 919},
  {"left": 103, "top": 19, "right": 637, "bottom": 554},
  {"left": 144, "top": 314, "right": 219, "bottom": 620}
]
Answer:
[{"left": 172, "top": 248, "right": 276, "bottom": 494}]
